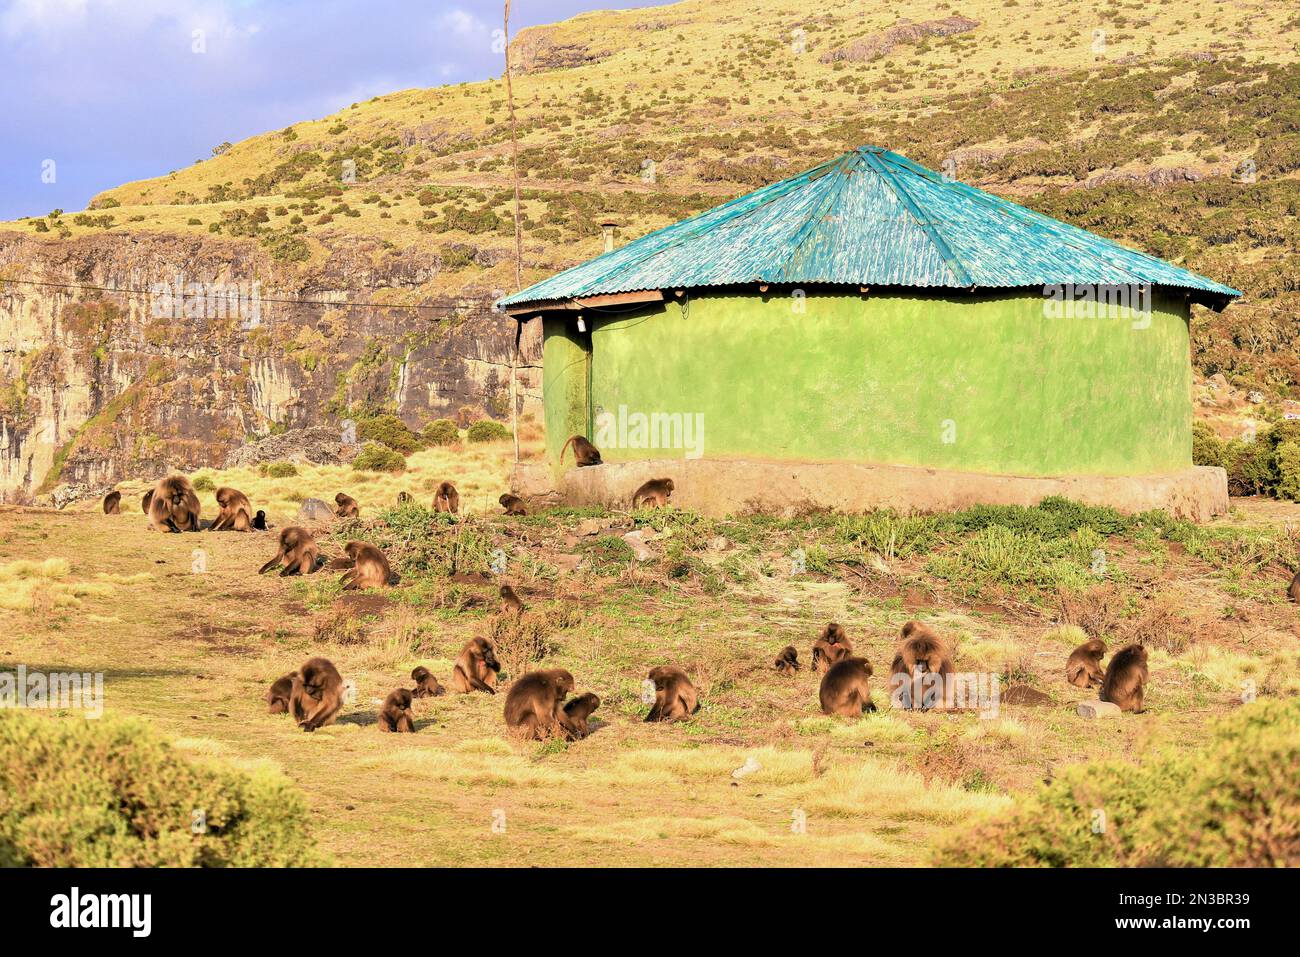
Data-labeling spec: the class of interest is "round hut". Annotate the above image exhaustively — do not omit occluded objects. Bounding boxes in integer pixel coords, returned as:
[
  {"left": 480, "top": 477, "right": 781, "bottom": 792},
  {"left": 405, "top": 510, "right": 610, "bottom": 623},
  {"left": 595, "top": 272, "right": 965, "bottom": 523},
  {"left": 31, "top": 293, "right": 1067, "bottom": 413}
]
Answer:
[{"left": 498, "top": 146, "right": 1240, "bottom": 519}]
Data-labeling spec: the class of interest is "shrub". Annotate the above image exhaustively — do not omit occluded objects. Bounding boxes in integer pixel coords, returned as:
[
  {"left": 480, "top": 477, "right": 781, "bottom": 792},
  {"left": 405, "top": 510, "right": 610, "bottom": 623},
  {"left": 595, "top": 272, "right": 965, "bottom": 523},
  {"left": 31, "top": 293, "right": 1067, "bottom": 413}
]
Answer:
[
  {"left": 352, "top": 442, "right": 406, "bottom": 473},
  {"left": 0, "top": 710, "right": 323, "bottom": 866},
  {"left": 466, "top": 419, "right": 512, "bottom": 443},
  {"left": 421, "top": 418, "right": 460, "bottom": 446},
  {"left": 1276, "top": 442, "right": 1300, "bottom": 502},
  {"left": 357, "top": 414, "right": 422, "bottom": 455},
  {"left": 191, "top": 475, "right": 216, "bottom": 492},
  {"left": 266, "top": 461, "right": 298, "bottom": 478},
  {"left": 933, "top": 698, "right": 1300, "bottom": 867}
]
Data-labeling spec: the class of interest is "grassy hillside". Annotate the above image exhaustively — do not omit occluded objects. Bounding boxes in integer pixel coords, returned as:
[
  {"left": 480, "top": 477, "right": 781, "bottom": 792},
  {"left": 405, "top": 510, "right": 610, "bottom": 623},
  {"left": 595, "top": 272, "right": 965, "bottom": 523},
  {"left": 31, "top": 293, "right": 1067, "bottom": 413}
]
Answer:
[
  {"left": 4, "top": 0, "right": 1299, "bottom": 402},
  {"left": 3, "top": 438, "right": 1297, "bottom": 864}
]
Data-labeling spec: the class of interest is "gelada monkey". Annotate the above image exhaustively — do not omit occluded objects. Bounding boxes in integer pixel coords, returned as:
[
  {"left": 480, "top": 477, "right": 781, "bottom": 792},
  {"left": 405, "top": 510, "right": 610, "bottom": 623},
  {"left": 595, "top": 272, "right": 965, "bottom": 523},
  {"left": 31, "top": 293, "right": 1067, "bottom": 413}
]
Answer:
[
  {"left": 503, "top": 668, "right": 575, "bottom": 740},
  {"left": 888, "top": 620, "right": 955, "bottom": 710},
  {"left": 774, "top": 645, "right": 799, "bottom": 675},
  {"left": 631, "top": 478, "right": 674, "bottom": 508},
  {"left": 562, "top": 692, "right": 601, "bottom": 740},
  {"left": 819, "top": 657, "right": 877, "bottom": 717},
  {"left": 411, "top": 666, "right": 445, "bottom": 698},
  {"left": 811, "top": 623, "right": 853, "bottom": 675},
  {"left": 289, "top": 657, "right": 345, "bottom": 732},
  {"left": 332, "top": 541, "right": 401, "bottom": 589},
  {"left": 1100, "top": 643, "right": 1148, "bottom": 713},
  {"left": 102, "top": 490, "right": 122, "bottom": 514},
  {"left": 210, "top": 486, "right": 255, "bottom": 531},
  {"left": 378, "top": 688, "right": 416, "bottom": 733},
  {"left": 644, "top": 665, "right": 698, "bottom": 722},
  {"left": 334, "top": 492, "right": 359, "bottom": 519},
  {"left": 433, "top": 482, "right": 460, "bottom": 515},
  {"left": 499, "top": 493, "right": 527, "bottom": 516},
  {"left": 259, "top": 526, "right": 323, "bottom": 576},
  {"left": 1065, "top": 638, "right": 1107, "bottom": 689},
  {"left": 147, "top": 475, "right": 201, "bottom": 533},
  {"left": 449, "top": 637, "right": 501, "bottom": 694},
  {"left": 559, "top": 435, "right": 602, "bottom": 467}
]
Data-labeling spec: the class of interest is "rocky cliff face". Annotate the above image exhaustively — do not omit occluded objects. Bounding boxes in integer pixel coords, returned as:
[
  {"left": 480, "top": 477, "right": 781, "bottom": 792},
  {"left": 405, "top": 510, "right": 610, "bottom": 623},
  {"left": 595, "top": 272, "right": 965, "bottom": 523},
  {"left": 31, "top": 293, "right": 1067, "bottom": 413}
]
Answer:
[{"left": 0, "top": 231, "right": 540, "bottom": 501}]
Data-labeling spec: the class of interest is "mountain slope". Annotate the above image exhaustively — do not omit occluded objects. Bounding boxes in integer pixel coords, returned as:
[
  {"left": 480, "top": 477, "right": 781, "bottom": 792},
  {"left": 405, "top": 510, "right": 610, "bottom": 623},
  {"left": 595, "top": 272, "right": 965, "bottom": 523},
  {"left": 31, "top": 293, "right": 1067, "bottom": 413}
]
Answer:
[{"left": 3, "top": 0, "right": 1299, "bottom": 497}]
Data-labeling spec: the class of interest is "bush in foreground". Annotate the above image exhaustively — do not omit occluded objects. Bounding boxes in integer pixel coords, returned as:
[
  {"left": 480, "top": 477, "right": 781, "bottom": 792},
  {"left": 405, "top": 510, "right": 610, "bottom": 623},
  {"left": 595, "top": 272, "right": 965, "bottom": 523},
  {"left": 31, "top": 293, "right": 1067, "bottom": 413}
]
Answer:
[
  {"left": 932, "top": 698, "right": 1300, "bottom": 867},
  {"left": 0, "top": 710, "right": 323, "bottom": 866}
]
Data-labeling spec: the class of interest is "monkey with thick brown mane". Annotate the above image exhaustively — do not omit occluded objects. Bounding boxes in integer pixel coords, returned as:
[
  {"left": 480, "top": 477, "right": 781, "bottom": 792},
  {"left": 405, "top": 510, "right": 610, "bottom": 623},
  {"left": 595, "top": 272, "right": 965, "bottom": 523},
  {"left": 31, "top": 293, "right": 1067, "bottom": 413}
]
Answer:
[
  {"left": 259, "top": 526, "right": 324, "bottom": 576},
  {"left": 411, "top": 666, "right": 445, "bottom": 698},
  {"left": 559, "top": 435, "right": 602, "bottom": 467},
  {"left": 1066, "top": 638, "right": 1107, "bottom": 689},
  {"left": 102, "top": 490, "right": 122, "bottom": 514},
  {"left": 819, "top": 657, "right": 877, "bottom": 717},
  {"left": 210, "top": 486, "right": 255, "bottom": 531},
  {"left": 503, "top": 669, "right": 575, "bottom": 740},
  {"left": 811, "top": 622, "right": 853, "bottom": 675},
  {"left": 888, "top": 620, "right": 955, "bottom": 710},
  {"left": 1100, "top": 643, "right": 1148, "bottom": 713},
  {"left": 334, "top": 492, "right": 359, "bottom": 519},
  {"left": 433, "top": 481, "right": 460, "bottom": 515},
  {"left": 499, "top": 493, "right": 527, "bottom": 516},
  {"left": 631, "top": 478, "right": 674, "bottom": 508},
  {"left": 378, "top": 688, "right": 416, "bottom": 733},
  {"left": 644, "top": 665, "right": 698, "bottom": 722},
  {"left": 147, "top": 475, "right": 201, "bottom": 533},
  {"left": 289, "top": 657, "right": 345, "bottom": 731},
  {"left": 329, "top": 541, "right": 401, "bottom": 589},
  {"left": 449, "top": 637, "right": 501, "bottom": 694}
]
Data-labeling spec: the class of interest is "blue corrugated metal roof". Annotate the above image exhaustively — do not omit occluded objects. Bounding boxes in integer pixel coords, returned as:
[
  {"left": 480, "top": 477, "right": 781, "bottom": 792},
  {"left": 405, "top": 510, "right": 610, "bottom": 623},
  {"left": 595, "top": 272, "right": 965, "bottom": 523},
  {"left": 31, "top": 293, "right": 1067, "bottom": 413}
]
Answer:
[{"left": 497, "top": 146, "right": 1241, "bottom": 308}]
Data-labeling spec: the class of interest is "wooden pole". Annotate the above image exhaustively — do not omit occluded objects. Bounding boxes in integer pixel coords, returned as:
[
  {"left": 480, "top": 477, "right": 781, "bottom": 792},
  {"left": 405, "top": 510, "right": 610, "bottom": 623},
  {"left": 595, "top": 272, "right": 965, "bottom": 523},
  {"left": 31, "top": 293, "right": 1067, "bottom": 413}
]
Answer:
[{"left": 505, "top": 0, "right": 522, "bottom": 466}]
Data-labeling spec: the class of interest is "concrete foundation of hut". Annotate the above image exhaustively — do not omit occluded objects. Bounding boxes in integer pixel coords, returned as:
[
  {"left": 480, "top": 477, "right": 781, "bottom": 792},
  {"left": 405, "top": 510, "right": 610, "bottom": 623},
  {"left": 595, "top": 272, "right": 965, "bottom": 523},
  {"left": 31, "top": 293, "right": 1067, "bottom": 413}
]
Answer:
[{"left": 513, "top": 459, "right": 1229, "bottom": 522}]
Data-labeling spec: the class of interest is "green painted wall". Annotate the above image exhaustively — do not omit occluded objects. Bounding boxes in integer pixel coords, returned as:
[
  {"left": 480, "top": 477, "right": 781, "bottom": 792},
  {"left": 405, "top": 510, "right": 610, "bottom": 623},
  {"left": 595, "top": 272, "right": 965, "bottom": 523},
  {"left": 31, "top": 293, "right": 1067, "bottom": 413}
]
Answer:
[
  {"left": 542, "top": 315, "right": 590, "bottom": 465},
  {"left": 543, "top": 288, "right": 1192, "bottom": 477}
]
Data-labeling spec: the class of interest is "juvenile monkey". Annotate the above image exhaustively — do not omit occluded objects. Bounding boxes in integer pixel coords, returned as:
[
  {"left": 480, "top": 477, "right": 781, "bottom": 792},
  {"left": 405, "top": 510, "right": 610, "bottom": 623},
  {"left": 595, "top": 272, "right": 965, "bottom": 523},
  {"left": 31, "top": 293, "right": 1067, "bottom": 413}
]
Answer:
[
  {"left": 811, "top": 623, "right": 854, "bottom": 675},
  {"left": 252, "top": 509, "right": 267, "bottom": 531},
  {"left": 819, "top": 657, "right": 878, "bottom": 717},
  {"left": 503, "top": 668, "right": 575, "bottom": 740},
  {"left": 1066, "top": 638, "right": 1107, "bottom": 689},
  {"left": 889, "top": 621, "right": 955, "bottom": 710},
  {"left": 259, "top": 526, "right": 323, "bottom": 576},
  {"left": 332, "top": 541, "right": 401, "bottom": 589},
  {"left": 499, "top": 493, "right": 527, "bottom": 516},
  {"left": 102, "top": 490, "right": 122, "bottom": 514},
  {"left": 141, "top": 488, "right": 154, "bottom": 514},
  {"left": 562, "top": 692, "right": 601, "bottom": 740},
  {"left": 631, "top": 478, "right": 674, "bottom": 508},
  {"left": 265, "top": 672, "right": 296, "bottom": 714},
  {"left": 1289, "top": 570, "right": 1300, "bottom": 603},
  {"left": 1100, "top": 643, "right": 1148, "bottom": 713},
  {"left": 411, "top": 666, "right": 445, "bottom": 698},
  {"left": 334, "top": 492, "right": 359, "bottom": 519},
  {"left": 378, "top": 688, "right": 416, "bottom": 733},
  {"left": 499, "top": 584, "right": 524, "bottom": 616},
  {"left": 147, "top": 475, "right": 201, "bottom": 533},
  {"left": 433, "top": 482, "right": 460, "bottom": 515},
  {"left": 559, "top": 435, "right": 602, "bottom": 467},
  {"left": 644, "top": 665, "right": 698, "bottom": 722},
  {"left": 397, "top": 491, "right": 413, "bottom": 506},
  {"left": 290, "top": 657, "right": 345, "bottom": 731},
  {"left": 774, "top": 645, "right": 800, "bottom": 675},
  {"left": 209, "top": 486, "right": 255, "bottom": 531},
  {"left": 449, "top": 637, "right": 501, "bottom": 694}
]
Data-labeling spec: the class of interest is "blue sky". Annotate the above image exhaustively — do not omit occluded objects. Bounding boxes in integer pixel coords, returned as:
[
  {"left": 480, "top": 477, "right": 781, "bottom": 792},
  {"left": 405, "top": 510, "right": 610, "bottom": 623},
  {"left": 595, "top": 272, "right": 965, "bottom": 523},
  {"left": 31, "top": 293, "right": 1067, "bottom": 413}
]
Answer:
[{"left": 0, "top": 0, "right": 661, "bottom": 220}]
